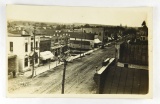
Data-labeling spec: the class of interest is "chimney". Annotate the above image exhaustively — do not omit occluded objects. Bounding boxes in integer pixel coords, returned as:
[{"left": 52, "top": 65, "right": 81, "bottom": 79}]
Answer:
[{"left": 22, "top": 30, "right": 26, "bottom": 35}]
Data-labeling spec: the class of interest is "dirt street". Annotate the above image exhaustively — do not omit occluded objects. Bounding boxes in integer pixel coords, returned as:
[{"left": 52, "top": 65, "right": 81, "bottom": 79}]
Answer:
[{"left": 8, "top": 45, "right": 115, "bottom": 94}]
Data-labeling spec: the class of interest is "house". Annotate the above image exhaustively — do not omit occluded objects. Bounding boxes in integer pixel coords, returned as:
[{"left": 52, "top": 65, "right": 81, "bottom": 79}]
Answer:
[{"left": 7, "top": 31, "right": 40, "bottom": 72}]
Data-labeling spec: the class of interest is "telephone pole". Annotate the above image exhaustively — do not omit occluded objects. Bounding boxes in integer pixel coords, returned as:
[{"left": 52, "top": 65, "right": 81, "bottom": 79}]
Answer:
[
  {"left": 61, "top": 59, "right": 67, "bottom": 94},
  {"left": 80, "top": 28, "right": 83, "bottom": 58},
  {"left": 61, "top": 31, "right": 70, "bottom": 94},
  {"left": 114, "top": 39, "right": 117, "bottom": 70},
  {"left": 31, "top": 25, "right": 36, "bottom": 78},
  {"left": 101, "top": 28, "right": 105, "bottom": 49}
]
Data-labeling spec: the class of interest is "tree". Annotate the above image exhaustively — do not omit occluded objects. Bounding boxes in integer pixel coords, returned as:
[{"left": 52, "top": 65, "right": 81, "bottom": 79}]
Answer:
[
  {"left": 141, "top": 21, "right": 148, "bottom": 36},
  {"left": 142, "top": 21, "right": 146, "bottom": 27},
  {"left": 61, "top": 25, "right": 66, "bottom": 29},
  {"left": 84, "top": 24, "right": 90, "bottom": 28}
]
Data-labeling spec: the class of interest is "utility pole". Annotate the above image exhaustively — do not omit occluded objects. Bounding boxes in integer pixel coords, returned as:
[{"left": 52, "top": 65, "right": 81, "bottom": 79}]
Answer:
[
  {"left": 61, "top": 59, "right": 67, "bottom": 94},
  {"left": 115, "top": 39, "right": 117, "bottom": 70},
  {"left": 101, "top": 28, "right": 105, "bottom": 49},
  {"left": 38, "top": 38, "right": 41, "bottom": 67},
  {"left": 82, "top": 28, "right": 85, "bottom": 56},
  {"left": 80, "top": 28, "right": 83, "bottom": 58},
  {"left": 49, "top": 59, "right": 50, "bottom": 70},
  {"left": 31, "top": 25, "right": 36, "bottom": 78}
]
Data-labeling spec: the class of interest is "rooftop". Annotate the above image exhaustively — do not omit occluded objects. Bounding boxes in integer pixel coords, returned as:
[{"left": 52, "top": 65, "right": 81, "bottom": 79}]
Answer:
[
  {"left": 102, "top": 66, "right": 148, "bottom": 94},
  {"left": 8, "top": 54, "right": 17, "bottom": 59},
  {"left": 8, "top": 33, "right": 30, "bottom": 37}
]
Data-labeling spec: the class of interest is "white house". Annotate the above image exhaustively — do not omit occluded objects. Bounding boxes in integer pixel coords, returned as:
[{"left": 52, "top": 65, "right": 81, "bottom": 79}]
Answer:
[{"left": 7, "top": 32, "right": 40, "bottom": 72}]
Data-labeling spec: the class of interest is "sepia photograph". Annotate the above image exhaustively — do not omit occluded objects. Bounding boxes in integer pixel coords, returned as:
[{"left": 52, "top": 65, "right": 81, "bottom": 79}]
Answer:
[{"left": 6, "top": 4, "right": 152, "bottom": 98}]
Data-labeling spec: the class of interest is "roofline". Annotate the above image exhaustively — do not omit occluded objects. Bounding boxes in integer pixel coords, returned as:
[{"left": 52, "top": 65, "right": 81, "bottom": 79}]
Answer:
[{"left": 8, "top": 35, "right": 31, "bottom": 37}]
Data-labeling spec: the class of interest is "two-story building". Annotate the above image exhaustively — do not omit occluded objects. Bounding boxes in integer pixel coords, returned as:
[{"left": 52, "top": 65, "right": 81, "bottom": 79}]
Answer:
[
  {"left": 82, "top": 27, "right": 105, "bottom": 42},
  {"left": 8, "top": 54, "right": 18, "bottom": 77},
  {"left": 39, "top": 36, "right": 55, "bottom": 64},
  {"left": 50, "top": 31, "right": 70, "bottom": 56},
  {"left": 7, "top": 32, "right": 40, "bottom": 72},
  {"left": 69, "top": 32, "right": 95, "bottom": 50}
]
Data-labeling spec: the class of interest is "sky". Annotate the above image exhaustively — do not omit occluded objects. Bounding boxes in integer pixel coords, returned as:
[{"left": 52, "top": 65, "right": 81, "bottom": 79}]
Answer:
[{"left": 7, "top": 5, "right": 151, "bottom": 27}]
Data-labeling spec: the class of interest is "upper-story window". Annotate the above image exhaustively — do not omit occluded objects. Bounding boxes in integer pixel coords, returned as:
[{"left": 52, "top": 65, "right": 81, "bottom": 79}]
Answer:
[
  {"left": 10, "top": 42, "right": 13, "bottom": 52},
  {"left": 36, "top": 41, "right": 38, "bottom": 50},
  {"left": 31, "top": 42, "right": 33, "bottom": 51},
  {"left": 25, "top": 43, "right": 28, "bottom": 52}
]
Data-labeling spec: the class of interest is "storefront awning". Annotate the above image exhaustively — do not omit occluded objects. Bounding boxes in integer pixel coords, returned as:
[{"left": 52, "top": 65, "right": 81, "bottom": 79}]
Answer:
[
  {"left": 29, "top": 52, "right": 38, "bottom": 57},
  {"left": 8, "top": 54, "right": 17, "bottom": 59},
  {"left": 40, "top": 51, "right": 54, "bottom": 60},
  {"left": 51, "top": 45, "right": 65, "bottom": 50},
  {"left": 94, "top": 38, "right": 102, "bottom": 44}
]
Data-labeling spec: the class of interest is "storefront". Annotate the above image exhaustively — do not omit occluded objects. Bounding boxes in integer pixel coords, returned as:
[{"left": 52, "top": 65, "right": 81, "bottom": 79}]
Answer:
[
  {"left": 40, "top": 51, "right": 55, "bottom": 64},
  {"left": 94, "top": 38, "right": 102, "bottom": 48}
]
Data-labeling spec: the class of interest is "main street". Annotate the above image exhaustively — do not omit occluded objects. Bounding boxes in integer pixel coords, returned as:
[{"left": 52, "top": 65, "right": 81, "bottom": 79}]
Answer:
[{"left": 8, "top": 44, "right": 115, "bottom": 94}]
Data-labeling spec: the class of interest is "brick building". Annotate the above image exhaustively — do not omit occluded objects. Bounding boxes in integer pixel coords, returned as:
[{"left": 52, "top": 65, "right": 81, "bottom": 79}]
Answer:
[{"left": 40, "top": 36, "right": 51, "bottom": 52}]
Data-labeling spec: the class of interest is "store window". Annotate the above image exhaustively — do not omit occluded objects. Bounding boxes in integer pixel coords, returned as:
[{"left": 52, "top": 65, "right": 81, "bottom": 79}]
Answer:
[
  {"left": 25, "top": 43, "right": 28, "bottom": 52},
  {"left": 24, "top": 58, "right": 28, "bottom": 67},
  {"left": 31, "top": 42, "right": 33, "bottom": 51},
  {"left": 36, "top": 41, "right": 38, "bottom": 49},
  {"left": 10, "top": 42, "right": 13, "bottom": 52},
  {"left": 35, "top": 53, "right": 38, "bottom": 64}
]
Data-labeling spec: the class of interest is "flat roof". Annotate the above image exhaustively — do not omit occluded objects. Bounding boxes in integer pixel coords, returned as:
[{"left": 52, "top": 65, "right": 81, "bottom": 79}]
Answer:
[{"left": 8, "top": 33, "right": 30, "bottom": 37}]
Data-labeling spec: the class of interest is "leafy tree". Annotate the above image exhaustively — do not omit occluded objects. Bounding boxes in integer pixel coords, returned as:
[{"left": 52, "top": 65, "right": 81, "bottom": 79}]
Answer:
[
  {"left": 142, "top": 21, "right": 146, "bottom": 27},
  {"left": 84, "top": 24, "right": 90, "bottom": 28},
  {"left": 141, "top": 20, "right": 148, "bottom": 36}
]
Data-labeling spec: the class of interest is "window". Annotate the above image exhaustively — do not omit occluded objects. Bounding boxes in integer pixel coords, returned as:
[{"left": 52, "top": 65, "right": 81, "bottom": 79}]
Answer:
[
  {"left": 24, "top": 58, "right": 28, "bottom": 67},
  {"left": 55, "top": 39, "right": 58, "bottom": 42},
  {"left": 25, "top": 43, "right": 28, "bottom": 52},
  {"left": 30, "top": 58, "right": 33, "bottom": 66},
  {"left": 10, "top": 42, "right": 13, "bottom": 52},
  {"left": 36, "top": 41, "right": 38, "bottom": 49},
  {"left": 35, "top": 58, "right": 38, "bottom": 64},
  {"left": 31, "top": 42, "right": 33, "bottom": 51},
  {"left": 35, "top": 53, "right": 38, "bottom": 64}
]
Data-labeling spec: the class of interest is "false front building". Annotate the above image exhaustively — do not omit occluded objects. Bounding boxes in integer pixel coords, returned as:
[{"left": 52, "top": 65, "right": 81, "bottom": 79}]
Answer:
[{"left": 69, "top": 32, "right": 96, "bottom": 50}]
